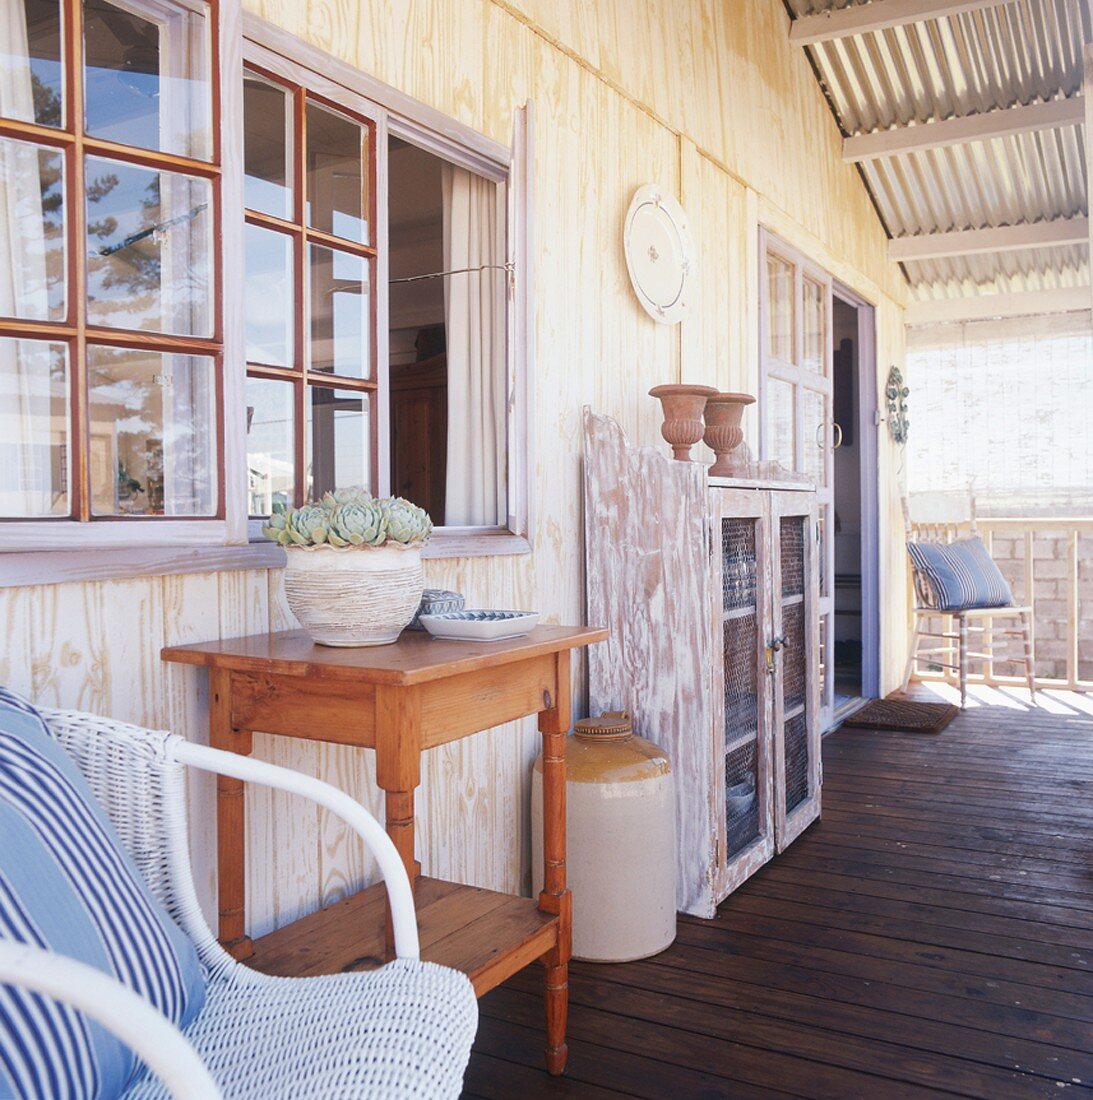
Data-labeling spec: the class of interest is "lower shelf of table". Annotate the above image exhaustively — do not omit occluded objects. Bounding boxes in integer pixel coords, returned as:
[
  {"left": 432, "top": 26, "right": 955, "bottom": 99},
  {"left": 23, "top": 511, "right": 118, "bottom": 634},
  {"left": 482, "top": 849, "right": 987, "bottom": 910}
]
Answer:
[{"left": 245, "top": 875, "right": 559, "bottom": 997}]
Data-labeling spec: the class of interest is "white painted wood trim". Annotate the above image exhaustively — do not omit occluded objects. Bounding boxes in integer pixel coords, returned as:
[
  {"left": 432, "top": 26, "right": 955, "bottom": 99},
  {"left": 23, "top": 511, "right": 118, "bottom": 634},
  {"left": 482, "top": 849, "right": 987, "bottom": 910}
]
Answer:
[
  {"left": 509, "top": 101, "right": 535, "bottom": 541},
  {"left": 219, "top": 0, "right": 247, "bottom": 544},
  {"left": 888, "top": 216, "right": 1090, "bottom": 261},
  {"left": 790, "top": 0, "right": 1010, "bottom": 45},
  {"left": 843, "top": 96, "right": 1085, "bottom": 162},
  {"left": 904, "top": 288, "right": 1093, "bottom": 324},
  {"left": 832, "top": 283, "right": 881, "bottom": 702},
  {"left": 0, "top": 531, "right": 530, "bottom": 588},
  {"left": 1085, "top": 46, "right": 1093, "bottom": 317},
  {"left": 0, "top": 520, "right": 234, "bottom": 554}
]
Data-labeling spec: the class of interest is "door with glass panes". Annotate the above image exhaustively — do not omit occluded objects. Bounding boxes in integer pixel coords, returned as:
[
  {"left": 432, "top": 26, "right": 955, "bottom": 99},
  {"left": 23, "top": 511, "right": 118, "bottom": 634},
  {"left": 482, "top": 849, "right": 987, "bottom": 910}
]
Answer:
[{"left": 760, "top": 230, "right": 835, "bottom": 732}]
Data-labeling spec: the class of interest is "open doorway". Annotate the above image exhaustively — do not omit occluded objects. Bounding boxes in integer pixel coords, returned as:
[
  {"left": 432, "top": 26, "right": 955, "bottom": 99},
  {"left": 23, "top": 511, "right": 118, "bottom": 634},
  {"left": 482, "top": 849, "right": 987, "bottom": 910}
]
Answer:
[{"left": 831, "top": 286, "right": 879, "bottom": 718}]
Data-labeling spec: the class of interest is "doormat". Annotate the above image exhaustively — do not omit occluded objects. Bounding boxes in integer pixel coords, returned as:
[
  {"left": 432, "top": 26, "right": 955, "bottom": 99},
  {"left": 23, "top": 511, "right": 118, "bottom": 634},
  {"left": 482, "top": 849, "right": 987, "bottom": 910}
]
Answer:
[{"left": 839, "top": 698, "right": 958, "bottom": 734}]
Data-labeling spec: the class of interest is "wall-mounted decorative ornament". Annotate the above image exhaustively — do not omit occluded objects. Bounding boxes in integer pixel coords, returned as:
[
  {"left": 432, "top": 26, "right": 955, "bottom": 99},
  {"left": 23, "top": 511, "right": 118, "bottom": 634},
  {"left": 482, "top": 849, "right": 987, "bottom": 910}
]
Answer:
[
  {"left": 885, "top": 365, "right": 909, "bottom": 444},
  {"left": 623, "top": 184, "right": 694, "bottom": 324}
]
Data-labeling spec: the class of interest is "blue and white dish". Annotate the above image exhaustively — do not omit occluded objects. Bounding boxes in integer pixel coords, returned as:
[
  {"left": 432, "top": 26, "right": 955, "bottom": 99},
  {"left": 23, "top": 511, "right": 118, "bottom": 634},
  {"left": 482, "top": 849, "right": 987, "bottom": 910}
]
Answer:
[
  {"left": 418, "top": 609, "right": 539, "bottom": 641},
  {"left": 408, "top": 589, "right": 465, "bottom": 630}
]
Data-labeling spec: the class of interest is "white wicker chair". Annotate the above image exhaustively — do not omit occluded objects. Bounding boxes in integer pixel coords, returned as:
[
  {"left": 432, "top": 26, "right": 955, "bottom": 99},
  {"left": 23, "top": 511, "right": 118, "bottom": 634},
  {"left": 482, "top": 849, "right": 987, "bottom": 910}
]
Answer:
[{"left": 2, "top": 708, "right": 478, "bottom": 1100}]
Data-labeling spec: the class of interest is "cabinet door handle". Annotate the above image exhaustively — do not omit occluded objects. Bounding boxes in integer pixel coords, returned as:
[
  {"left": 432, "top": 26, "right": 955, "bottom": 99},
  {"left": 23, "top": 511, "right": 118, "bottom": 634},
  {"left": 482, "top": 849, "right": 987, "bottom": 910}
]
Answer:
[{"left": 832, "top": 422, "right": 843, "bottom": 449}]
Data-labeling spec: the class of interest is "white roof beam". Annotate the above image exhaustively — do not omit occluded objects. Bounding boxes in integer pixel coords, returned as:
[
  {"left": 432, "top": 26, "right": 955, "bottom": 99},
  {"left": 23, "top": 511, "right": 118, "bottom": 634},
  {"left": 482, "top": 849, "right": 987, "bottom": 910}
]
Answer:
[
  {"left": 790, "top": 0, "right": 1013, "bottom": 46},
  {"left": 905, "top": 288, "right": 1092, "bottom": 325},
  {"left": 889, "top": 217, "right": 1091, "bottom": 261},
  {"left": 1085, "top": 44, "right": 1092, "bottom": 317},
  {"left": 844, "top": 96, "right": 1085, "bottom": 162}
]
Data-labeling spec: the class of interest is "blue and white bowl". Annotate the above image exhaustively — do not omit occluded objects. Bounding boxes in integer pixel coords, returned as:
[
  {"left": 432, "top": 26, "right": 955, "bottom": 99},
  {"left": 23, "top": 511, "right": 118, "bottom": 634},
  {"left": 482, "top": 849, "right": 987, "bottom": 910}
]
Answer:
[{"left": 418, "top": 609, "right": 539, "bottom": 642}]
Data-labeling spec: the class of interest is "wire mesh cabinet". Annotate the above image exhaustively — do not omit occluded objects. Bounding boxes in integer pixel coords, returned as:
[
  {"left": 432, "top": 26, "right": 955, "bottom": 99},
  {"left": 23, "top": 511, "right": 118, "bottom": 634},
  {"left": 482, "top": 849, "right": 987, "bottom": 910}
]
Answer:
[
  {"left": 769, "top": 489, "right": 823, "bottom": 851},
  {"left": 585, "top": 410, "right": 821, "bottom": 919},
  {"left": 711, "top": 487, "right": 776, "bottom": 898}
]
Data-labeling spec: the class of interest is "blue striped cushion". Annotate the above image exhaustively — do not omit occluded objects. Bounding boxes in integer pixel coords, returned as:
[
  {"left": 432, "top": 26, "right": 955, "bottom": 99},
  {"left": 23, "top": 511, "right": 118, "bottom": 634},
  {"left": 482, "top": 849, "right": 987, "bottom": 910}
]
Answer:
[
  {"left": 0, "top": 689, "right": 205, "bottom": 1099},
  {"left": 906, "top": 537, "right": 1014, "bottom": 612}
]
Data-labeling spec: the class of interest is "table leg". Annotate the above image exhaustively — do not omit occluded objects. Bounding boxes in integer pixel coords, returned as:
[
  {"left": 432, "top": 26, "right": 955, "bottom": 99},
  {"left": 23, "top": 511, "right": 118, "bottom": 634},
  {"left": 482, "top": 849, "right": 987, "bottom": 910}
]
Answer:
[
  {"left": 537, "top": 652, "right": 572, "bottom": 1076},
  {"left": 210, "top": 668, "right": 254, "bottom": 960},
  {"left": 375, "top": 685, "right": 422, "bottom": 956}
]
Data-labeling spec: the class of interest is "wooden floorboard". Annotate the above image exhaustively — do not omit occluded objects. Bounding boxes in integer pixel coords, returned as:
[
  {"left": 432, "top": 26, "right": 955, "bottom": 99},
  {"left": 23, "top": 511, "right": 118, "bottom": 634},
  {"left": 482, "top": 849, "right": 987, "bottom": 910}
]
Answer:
[{"left": 464, "top": 697, "right": 1093, "bottom": 1098}]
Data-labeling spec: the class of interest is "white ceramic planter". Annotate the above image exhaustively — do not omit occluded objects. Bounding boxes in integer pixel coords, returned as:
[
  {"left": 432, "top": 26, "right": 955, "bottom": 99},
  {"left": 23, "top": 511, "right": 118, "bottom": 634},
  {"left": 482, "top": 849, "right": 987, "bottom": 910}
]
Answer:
[{"left": 283, "top": 544, "right": 425, "bottom": 647}]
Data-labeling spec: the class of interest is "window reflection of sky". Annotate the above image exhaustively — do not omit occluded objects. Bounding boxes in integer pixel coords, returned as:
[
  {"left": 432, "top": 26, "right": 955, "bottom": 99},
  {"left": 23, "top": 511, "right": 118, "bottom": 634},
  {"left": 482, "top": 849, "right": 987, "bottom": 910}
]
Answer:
[{"left": 85, "top": 157, "right": 211, "bottom": 335}]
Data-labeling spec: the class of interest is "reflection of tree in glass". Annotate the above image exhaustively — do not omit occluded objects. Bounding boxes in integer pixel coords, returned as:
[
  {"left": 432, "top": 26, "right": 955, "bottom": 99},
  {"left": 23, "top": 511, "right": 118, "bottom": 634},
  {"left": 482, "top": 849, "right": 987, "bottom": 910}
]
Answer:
[
  {"left": 32, "top": 74, "right": 61, "bottom": 129},
  {"left": 86, "top": 173, "right": 164, "bottom": 296},
  {"left": 28, "top": 79, "right": 62, "bottom": 228}
]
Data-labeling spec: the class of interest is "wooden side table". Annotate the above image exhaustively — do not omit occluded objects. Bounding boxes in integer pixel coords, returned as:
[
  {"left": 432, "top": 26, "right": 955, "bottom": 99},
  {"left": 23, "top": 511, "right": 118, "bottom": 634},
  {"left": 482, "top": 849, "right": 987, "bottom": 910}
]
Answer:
[{"left": 162, "top": 625, "right": 606, "bottom": 1075}]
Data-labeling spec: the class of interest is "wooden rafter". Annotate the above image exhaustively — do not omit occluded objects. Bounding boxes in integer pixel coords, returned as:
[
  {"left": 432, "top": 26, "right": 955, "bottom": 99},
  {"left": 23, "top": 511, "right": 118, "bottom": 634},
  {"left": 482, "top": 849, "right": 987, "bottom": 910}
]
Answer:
[
  {"left": 843, "top": 96, "right": 1085, "bottom": 161},
  {"left": 889, "top": 217, "right": 1090, "bottom": 261},
  {"left": 789, "top": 0, "right": 1013, "bottom": 46},
  {"left": 904, "top": 287, "right": 1092, "bottom": 325},
  {"left": 1086, "top": 45, "right": 1093, "bottom": 316}
]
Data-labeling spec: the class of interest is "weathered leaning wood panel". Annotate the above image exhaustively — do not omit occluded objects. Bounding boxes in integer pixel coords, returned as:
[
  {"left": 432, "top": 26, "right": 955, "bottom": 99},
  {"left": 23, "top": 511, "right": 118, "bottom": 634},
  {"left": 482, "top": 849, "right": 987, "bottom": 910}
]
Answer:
[{"left": 584, "top": 409, "right": 716, "bottom": 916}]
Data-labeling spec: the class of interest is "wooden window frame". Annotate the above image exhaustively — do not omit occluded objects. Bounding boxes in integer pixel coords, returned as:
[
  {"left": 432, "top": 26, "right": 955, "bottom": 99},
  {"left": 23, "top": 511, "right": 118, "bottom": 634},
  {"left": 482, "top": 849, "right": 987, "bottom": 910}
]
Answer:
[
  {"left": 0, "top": 0, "right": 247, "bottom": 551},
  {"left": 0, "top": 9, "right": 532, "bottom": 582},
  {"left": 240, "top": 21, "right": 534, "bottom": 558},
  {"left": 241, "top": 49, "right": 381, "bottom": 518}
]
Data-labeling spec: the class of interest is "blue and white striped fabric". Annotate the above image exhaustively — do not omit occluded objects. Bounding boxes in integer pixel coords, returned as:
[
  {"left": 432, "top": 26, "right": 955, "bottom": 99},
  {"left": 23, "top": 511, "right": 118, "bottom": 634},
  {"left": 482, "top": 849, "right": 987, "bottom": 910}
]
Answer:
[
  {"left": 906, "top": 536, "right": 1014, "bottom": 612},
  {"left": 0, "top": 688, "right": 205, "bottom": 1099}
]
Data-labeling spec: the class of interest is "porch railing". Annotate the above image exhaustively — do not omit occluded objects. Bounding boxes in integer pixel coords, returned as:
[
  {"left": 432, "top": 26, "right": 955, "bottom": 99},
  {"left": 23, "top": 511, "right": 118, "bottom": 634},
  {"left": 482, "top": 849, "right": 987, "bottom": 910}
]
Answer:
[{"left": 909, "top": 517, "right": 1093, "bottom": 693}]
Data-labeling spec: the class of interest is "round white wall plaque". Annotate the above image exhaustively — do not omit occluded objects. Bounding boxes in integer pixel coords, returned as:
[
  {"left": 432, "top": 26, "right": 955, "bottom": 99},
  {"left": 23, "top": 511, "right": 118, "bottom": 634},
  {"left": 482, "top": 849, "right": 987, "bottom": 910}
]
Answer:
[{"left": 622, "top": 184, "right": 694, "bottom": 324}]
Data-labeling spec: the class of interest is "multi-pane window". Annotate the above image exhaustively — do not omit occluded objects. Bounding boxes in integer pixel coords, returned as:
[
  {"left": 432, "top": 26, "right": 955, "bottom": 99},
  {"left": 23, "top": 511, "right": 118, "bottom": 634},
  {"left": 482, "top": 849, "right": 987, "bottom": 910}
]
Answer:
[
  {"left": 242, "top": 58, "right": 514, "bottom": 531},
  {"left": 0, "top": 0, "right": 223, "bottom": 521},
  {"left": 242, "top": 66, "right": 375, "bottom": 517}
]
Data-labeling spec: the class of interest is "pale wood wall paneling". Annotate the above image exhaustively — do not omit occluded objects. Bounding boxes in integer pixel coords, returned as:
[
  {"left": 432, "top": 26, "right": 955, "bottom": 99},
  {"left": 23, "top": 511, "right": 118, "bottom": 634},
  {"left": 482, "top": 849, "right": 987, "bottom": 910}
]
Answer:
[
  {"left": 0, "top": 588, "right": 34, "bottom": 695},
  {"left": 29, "top": 580, "right": 165, "bottom": 727},
  {"left": 679, "top": 139, "right": 755, "bottom": 463},
  {"left": 162, "top": 573, "right": 221, "bottom": 922},
  {"left": 492, "top": 0, "right": 906, "bottom": 304},
  {"left": 8, "top": 0, "right": 909, "bottom": 935}
]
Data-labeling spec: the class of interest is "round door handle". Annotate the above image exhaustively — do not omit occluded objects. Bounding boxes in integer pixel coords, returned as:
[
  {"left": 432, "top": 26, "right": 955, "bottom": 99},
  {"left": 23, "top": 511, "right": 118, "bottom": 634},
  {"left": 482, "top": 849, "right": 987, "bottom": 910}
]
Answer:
[{"left": 832, "top": 422, "right": 843, "bottom": 449}]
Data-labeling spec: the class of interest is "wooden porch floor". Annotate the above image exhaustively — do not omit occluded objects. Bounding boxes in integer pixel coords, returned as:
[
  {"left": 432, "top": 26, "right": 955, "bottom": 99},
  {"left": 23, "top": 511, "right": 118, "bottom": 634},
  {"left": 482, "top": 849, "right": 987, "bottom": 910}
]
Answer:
[{"left": 463, "top": 687, "right": 1093, "bottom": 1099}]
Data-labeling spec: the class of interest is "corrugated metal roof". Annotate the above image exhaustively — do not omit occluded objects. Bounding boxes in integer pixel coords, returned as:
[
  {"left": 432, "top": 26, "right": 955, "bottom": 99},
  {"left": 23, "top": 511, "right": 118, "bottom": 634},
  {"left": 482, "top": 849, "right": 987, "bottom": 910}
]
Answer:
[{"left": 788, "top": 0, "right": 1091, "bottom": 302}]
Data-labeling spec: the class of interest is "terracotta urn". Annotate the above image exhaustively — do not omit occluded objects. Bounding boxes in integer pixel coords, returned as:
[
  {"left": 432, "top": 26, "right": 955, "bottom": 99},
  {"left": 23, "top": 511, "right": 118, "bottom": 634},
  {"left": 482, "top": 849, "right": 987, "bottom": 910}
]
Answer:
[
  {"left": 704, "top": 391, "right": 756, "bottom": 476},
  {"left": 648, "top": 383, "right": 719, "bottom": 460}
]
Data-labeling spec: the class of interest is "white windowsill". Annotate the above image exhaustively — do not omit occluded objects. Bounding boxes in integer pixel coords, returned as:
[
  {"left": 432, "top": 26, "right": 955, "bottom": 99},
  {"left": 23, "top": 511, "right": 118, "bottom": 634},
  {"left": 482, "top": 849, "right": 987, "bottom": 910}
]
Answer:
[{"left": 0, "top": 530, "right": 532, "bottom": 588}]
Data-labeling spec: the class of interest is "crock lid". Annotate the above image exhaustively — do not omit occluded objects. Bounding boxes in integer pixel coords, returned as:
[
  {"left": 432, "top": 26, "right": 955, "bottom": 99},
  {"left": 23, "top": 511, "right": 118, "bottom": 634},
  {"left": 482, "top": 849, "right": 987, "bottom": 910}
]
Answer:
[{"left": 574, "top": 712, "right": 633, "bottom": 742}]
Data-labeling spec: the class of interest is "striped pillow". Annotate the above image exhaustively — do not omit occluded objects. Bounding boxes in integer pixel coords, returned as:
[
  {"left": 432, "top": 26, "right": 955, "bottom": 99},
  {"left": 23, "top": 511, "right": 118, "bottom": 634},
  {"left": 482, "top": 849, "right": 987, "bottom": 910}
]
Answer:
[
  {"left": 906, "top": 537, "right": 1014, "bottom": 612},
  {"left": 0, "top": 689, "right": 205, "bottom": 1099}
]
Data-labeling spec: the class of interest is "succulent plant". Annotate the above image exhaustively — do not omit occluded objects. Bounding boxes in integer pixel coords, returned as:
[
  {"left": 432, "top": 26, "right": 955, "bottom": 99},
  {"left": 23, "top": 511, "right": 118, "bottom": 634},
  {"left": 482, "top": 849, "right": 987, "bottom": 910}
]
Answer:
[
  {"left": 287, "top": 503, "right": 330, "bottom": 546},
  {"left": 327, "top": 500, "right": 387, "bottom": 547},
  {"left": 382, "top": 497, "right": 433, "bottom": 544},
  {"left": 262, "top": 488, "right": 432, "bottom": 548},
  {"left": 261, "top": 504, "right": 292, "bottom": 546},
  {"left": 321, "top": 485, "right": 372, "bottom": 510}
]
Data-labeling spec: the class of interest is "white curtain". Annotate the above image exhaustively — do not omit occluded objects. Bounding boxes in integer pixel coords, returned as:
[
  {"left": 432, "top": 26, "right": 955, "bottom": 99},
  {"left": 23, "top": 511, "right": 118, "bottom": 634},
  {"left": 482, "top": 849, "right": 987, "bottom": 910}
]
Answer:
[
  {"left": 441, "top": 163, "right": 506, "bottom": 527},
  {"left": 0, "top": 2, "right": 57, "bottom": 517}
]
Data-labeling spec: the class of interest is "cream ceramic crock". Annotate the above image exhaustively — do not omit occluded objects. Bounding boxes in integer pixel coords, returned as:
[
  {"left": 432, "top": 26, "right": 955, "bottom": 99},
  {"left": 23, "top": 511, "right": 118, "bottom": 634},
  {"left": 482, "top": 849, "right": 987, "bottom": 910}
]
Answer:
[{"left": 532, "top": 713, "right": 677, "bottom": 962}]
